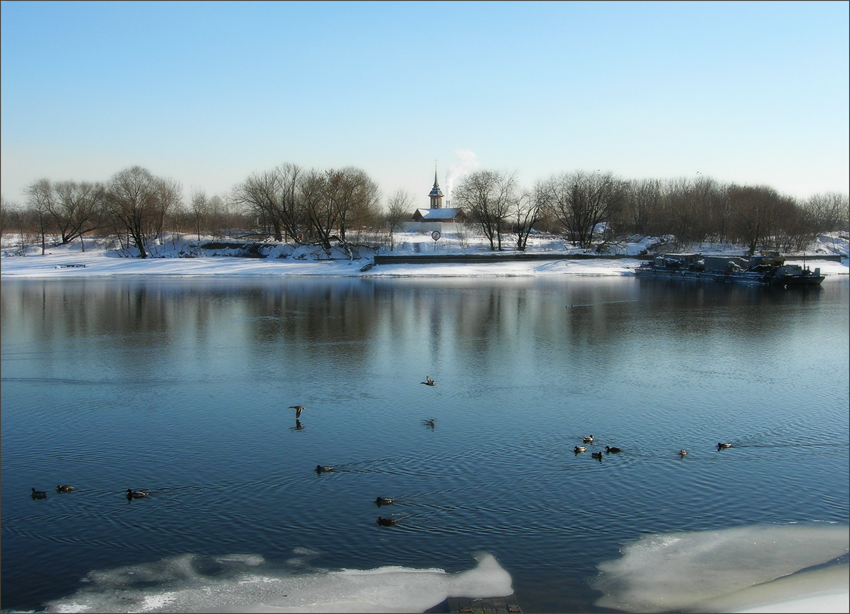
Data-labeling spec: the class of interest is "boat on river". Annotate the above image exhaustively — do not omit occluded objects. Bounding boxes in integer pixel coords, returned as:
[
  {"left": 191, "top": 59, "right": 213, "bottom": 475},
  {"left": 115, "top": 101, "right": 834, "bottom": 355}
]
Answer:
[{"left": 635, "top": 251, "right": 824, "bottom": 287}]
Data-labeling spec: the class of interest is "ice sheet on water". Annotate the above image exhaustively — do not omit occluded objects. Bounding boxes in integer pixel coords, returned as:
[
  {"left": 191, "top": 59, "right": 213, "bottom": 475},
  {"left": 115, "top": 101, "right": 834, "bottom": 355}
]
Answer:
[
  {"left": 592, "top": 523, "right": 849, "bottom": 613},
  {"left": 43, "top": 550, "right": 512, "bottom": 613}
]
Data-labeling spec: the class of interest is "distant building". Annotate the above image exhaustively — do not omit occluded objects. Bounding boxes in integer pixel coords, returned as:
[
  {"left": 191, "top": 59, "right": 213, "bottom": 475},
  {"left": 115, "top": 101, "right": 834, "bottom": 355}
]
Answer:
[{"left": 412, "top": 167, "right": 467, "bottom": 224}]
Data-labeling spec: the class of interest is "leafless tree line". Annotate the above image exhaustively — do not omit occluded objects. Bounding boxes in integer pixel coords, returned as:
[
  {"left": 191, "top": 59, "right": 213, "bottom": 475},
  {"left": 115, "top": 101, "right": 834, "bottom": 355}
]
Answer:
[
  {"left": 2, "top": 163, "right": 847, "bottom": 257},
  {"left": 451, "top": 169, "right": 848, "bottom": 253},
  {"left": 231, "top": 163, "right": 381, "bottom": 254},
  {"left": 2, "top": 166, "right": 193, "bottom": 258},
  {"left": 2, "top": 163, "right": 383, "bottom": 258}
]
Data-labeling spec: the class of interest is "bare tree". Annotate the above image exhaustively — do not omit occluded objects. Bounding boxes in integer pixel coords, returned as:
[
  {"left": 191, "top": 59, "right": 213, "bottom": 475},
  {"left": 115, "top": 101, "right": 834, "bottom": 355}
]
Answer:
[
  {"left": 452, "top": 170, "right": 517, "bottom": 251},
  {"left": 327, "top": 167, "right": 380, "bottom": 248},
  {"left": 206, "top": 194, "right": 229, "bottom": 238},
  {"left": 776, "top": 198, "right": 812, "bottom": 252},
  {"left": 152, "top": 177, "right": 182, "bottom": 249},
  {"left": 727, "top": 184, "right": 792, "bottom": 255},
  {"left": 385, "top": 188, "right": 414, "bottom": 251},
  {"left": 544, "top": 171, "right": 624, "bottom": 248},
  {"left": 300, "top": 169, "right": 335, "bottom": 250},
  {"left": 189, "top": 188, "right": 209, "bottom": 241},
  {"left": 0, "top": 194, "right": 13, "bottom": 240},
  {"left": 47, "top": 180, "right": 107, "bottom": 248},
  {"left": 233, "top": 163, "right": 305, "bottom": 242},
  {"left": 105, "top": 166, "right": 178, "bottom": 258},
  {"left": 24, "top": 179, "right": 55, "bottom": 254},
  {"left": 512, "top": 184, "right": 545, "bottom": 251},
  {"left": 805, "top": 192, "right": 849, "bottom": 233},
  {"left": 233, "top": 169, "right": 282, "bottom": 240},
  {"left": 617, "top": 178, "right": 664, "bottom": 237},
  {"left": 277, "top": 162, "right": 305, "bottom": 242}
]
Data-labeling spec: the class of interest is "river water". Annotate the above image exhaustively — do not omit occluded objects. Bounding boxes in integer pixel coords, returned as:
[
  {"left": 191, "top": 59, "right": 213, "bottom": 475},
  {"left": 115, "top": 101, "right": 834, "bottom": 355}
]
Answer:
[{"left": 1, "top": 276, "right": 848, "bottom": 613}]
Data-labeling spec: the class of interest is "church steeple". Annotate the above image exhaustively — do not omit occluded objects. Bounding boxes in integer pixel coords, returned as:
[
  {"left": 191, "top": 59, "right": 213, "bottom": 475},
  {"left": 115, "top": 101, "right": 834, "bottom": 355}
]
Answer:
[{"left": 428, "top": 163, "right": 444, "bottom": 209}]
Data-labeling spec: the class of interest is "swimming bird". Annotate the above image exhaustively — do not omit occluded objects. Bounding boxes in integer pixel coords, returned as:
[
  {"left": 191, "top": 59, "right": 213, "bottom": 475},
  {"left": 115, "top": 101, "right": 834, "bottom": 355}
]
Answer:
[
  {"left": 591, "top": 452, "right": 603, "bottom": 460},
  {"left": 574, "top": 446, "right": 586, "bottom": 454},
  {"left": 377, "top": 517, "right": 397, "bottom": 526},
  {"left": 421, "top": 376, "right": 436, "bottom": 386},
  {"left": 31, "top": 488, "right": 47, "bottom": 499},
  {"left": 56, "top": 485, "right": 74, "bottom": 492},
  {"left": 315, "top": 465, "right": 334, "bottom": 473},
  {"left": 583, "top": 435, "right": 594, "bottom": 444},
  {"left": 679, "top": 449, "right": 688, "bottom": 456},
  {"left": 126, "top": 489, "right": 149, "bottom": 499},
  {"left": 290, "top": 405, "right": 305, "bottom": 419},
  {"left": 605, "top": 446, "right": 621, "bottom": 454},
  {"left": 717, "top": 442, "right": 732, "bottom": 450},
  {"left": 422, "top": 418, "right": 436, "bottom": 429},
  {"left": 375, "top": 497, "right": 394, "bottom": 506}
]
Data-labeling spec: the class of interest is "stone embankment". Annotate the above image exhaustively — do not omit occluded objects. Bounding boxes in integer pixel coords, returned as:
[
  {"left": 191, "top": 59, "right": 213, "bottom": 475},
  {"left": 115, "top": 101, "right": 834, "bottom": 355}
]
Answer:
[{"left": 374, "top": 253, "right": 651, "bottom": 265}]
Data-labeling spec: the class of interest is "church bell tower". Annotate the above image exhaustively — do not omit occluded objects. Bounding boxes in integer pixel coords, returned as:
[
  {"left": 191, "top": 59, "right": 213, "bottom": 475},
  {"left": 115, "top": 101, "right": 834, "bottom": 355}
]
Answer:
[{"left": 428, "top": 164, "right": 444, "bottom": 209}]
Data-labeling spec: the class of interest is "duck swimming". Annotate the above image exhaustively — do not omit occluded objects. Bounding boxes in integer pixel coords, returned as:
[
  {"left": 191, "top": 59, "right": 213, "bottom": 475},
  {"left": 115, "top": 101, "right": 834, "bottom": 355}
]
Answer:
[
  {"left": 290, "top": 405, "right": 305, "bottom": 419},
  {"left": 717, "top": 442, "right": 732, "bottom": 450},
  {"left": 31, "top": 488, "right": 47, "bottom": 499},
  {"left": 679, "top": 449, "right": 688, "bottom": 456},
  {"left": 377, "top": 517, "right": 397, "bottom": 526},
  {"left": 126, "top": 489, "right": 149, "bottom": 499},
  {"left": 375, "top": 497, "right": 394, "bottom": 506},
  {"left": 574, "top": 446, "right": 586, "bottom": 454},
  {"left": 315, "top": 465, "right": 334, "bottom": 473},
  {"left": 583, "top": 435, "right": 594, "bottom": 444},
  {"left": 422, "top": 418, "right": 436, "bottom": 429},
  {"left": 605, "top": 446, "right": 621, "bottom": 454},
  {"left": 421, "top": 376, "right": 436, "bottom": 386},
  {"left": 56, "top": 485, "right": 74, "bottom": 492},
  {"left": 591, "top": 452, "right": 603, "bottom": 460}
]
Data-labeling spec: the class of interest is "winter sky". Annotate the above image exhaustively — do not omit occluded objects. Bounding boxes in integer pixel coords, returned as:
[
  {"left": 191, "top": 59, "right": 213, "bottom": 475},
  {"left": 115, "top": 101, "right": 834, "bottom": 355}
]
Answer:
[{"left": 1, "top": 1, "right": 848, "bottom": 207}]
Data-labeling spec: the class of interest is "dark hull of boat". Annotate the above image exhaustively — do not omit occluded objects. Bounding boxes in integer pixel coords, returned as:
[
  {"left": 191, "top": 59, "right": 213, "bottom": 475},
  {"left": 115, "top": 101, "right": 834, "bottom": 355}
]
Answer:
[
  {"left": 768, "top": 274, "right": 825, "bottom": 287},
  {"left": 635, "top": 268, "right": 824, "bottom": 287},
  {"left": 635, "top": 268, "right": 762, "bottom": 284}
]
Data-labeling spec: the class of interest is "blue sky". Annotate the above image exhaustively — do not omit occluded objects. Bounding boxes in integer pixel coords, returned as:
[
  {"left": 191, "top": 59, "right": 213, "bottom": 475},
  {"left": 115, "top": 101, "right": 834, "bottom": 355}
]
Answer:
[{"left": 2, "top": 1, "right": 847, "bottom": 207}]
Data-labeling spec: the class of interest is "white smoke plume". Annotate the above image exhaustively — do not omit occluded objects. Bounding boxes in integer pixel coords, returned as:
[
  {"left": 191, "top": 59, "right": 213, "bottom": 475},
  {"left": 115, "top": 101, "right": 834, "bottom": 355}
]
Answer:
[{"left": 445, "top": 150, "right": 479, "bottom": 202}]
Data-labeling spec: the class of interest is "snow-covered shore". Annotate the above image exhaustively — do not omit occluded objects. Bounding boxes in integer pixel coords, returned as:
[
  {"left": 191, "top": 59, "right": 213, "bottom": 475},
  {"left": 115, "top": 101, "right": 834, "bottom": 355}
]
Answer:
[{"left": 1, "top": 232, "right": 848, "bottom": 279}]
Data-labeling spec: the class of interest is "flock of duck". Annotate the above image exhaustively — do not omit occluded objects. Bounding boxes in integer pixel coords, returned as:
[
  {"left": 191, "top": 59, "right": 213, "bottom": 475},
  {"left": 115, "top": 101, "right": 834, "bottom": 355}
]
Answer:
[
  {"left": 30, "top": 485, "right": 150, "bottom": 500},
  {"left": 31, "top": 378, "right": 734, "bottom": 517},
  {"left": 572, "top": 435, "right": 735, "bottom": 461},
  {"left": 31, "top": 382, "right": 442, "bottom": 512},
  {"left": 572, "top": 435, "right": 617, "bottom": 460},
  {"left": 300, "top": 376, "right": 441, "bottom": 527}
]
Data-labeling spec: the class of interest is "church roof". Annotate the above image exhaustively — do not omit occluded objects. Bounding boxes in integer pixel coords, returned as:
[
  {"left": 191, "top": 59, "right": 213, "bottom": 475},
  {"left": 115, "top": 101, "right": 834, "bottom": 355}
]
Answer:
[{"left": 413, "top": 208, "right": 464, "bottom": 221}]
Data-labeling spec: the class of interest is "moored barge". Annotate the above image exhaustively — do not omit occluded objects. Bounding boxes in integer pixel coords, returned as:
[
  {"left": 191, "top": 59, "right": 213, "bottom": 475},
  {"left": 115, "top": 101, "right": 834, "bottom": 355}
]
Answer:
[{"left": 635, "top": 251, "right": 824, "bottom": 287}]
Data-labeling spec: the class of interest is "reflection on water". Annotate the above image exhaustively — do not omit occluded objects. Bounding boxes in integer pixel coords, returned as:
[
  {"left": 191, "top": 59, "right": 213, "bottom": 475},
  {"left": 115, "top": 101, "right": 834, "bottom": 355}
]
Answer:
[{"left": 1, "top": 277, "right": 848, "bottom": 613}]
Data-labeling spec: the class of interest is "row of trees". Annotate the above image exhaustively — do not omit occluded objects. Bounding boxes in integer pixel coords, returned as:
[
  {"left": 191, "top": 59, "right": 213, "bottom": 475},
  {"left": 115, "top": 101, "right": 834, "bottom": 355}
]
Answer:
[
  {"left": 2, "top": 163, "right": 848, "bottom": 257},
  {"left": 2, "top": 167, "right": 188, "bottom": 258},
  {"left": 450, "top": 170, "right": 848, "bottom": 253},
  {"left": 232, "top": 163, "right": 381, "bottom": 251}
]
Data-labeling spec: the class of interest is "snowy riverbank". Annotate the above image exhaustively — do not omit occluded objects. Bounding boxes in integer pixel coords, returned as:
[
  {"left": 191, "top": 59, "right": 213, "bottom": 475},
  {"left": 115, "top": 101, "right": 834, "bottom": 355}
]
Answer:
[{"left": 1, "top": 232, "right": 848, "bottom": 279}]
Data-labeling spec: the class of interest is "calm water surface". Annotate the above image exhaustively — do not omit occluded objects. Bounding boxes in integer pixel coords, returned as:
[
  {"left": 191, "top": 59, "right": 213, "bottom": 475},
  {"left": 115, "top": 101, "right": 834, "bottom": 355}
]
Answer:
[{"left": 2, "top": 276, "right": 848, "bottom": 612}]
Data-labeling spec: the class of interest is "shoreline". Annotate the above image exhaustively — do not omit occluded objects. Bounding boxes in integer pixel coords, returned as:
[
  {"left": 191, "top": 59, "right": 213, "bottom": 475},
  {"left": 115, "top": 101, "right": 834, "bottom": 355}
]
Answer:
[{"left": 2, "top": 250, "right": 847, "bottom": 280}]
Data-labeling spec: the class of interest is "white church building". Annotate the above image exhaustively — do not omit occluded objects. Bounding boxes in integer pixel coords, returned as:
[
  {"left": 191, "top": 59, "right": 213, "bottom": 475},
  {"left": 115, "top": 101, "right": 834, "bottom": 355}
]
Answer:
[{"left": 407, "top": 167, "right": 467, "bottom": 232}]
